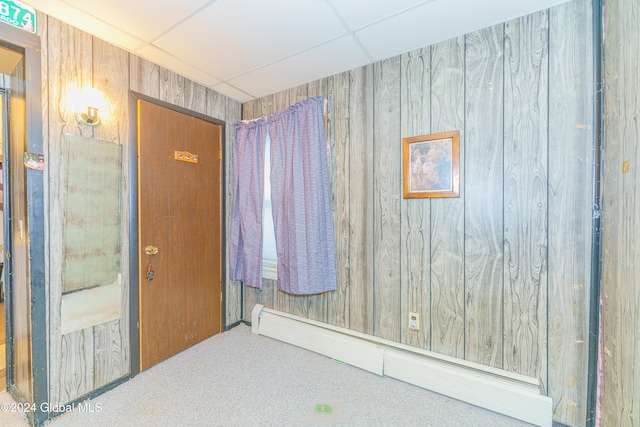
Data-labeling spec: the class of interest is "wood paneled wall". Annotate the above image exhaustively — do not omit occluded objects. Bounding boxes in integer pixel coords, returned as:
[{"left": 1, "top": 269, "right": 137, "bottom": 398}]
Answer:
[
  {"left": 601, "top": 0, "right": 640, "bottom": 425},
  {"left": 241, "top": 2, "right": 593, "bottom": 425},
  {"left": 40, "top": 15, "right": 241, "bottom": 406}
]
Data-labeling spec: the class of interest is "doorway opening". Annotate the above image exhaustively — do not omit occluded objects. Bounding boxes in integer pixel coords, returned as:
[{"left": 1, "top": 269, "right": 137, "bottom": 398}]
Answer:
[
  {"left": 0, "top": 87, "right": 7, "bottom": 390},
  {"left": 0, "top": 42, "right": 26, "bottom": 392}
]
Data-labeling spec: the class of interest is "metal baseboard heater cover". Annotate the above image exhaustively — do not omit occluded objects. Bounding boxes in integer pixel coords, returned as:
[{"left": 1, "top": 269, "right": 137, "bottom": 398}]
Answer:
[{"left": 252, "top": 304, "right": 552, "bottom": 427}]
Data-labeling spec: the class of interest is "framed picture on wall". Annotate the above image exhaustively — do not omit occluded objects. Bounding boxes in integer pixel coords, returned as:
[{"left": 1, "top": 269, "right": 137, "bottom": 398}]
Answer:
[{"left": 402, "top": 130, "right": 460, "bottom": 199}]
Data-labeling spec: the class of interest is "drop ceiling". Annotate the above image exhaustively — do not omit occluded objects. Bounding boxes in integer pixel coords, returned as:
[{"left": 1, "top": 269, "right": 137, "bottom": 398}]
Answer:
[{"left": 24, "top": 0, "right": 570, "bottom": 103}]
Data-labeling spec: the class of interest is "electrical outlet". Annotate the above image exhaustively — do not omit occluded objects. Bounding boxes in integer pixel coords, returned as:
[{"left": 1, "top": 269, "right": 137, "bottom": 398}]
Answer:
[{"left": 409, "top": 311, "right": 420, "bottom": 331}]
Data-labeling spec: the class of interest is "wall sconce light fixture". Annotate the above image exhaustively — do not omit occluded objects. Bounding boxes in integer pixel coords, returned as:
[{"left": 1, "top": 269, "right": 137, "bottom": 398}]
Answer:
[{"left": 74, "top": 87, "right": 106, "bottom": 127}]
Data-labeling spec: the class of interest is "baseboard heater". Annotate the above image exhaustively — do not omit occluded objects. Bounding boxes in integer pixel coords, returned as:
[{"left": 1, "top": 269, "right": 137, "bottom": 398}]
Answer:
[{"left": 251, "top": 304, "right": 552, "bottom": 427}]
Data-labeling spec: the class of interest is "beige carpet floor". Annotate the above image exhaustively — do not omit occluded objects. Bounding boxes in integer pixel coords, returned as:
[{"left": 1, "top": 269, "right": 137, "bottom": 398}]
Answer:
[
  {"left": 0, "top": 323, "right": 537, "bottom": 426},
  {"left": 35, "top": 324, "right": 532, "bottom": 427}
]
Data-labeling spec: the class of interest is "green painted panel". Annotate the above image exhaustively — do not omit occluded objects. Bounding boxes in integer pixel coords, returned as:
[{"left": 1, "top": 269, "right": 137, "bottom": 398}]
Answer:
[{"left": 62, "top": 134, "right": 122, "bottom": 293}]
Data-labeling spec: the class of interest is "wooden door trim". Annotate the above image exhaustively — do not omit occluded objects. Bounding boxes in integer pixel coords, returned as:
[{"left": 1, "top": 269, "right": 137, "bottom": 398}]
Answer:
[{"left": 127, "top": 91, "right": 227, "bottom": 378}]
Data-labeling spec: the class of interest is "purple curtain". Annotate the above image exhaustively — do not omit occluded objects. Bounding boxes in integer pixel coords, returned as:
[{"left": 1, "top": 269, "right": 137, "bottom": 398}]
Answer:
[
  {"left": 230, "top": 119, "right": 266, "bottom": 288},
  {"left": 230, "top": 96, "right": 337, "bottom": 295},
  {"left": 268, "top": 97, "right": 337, "bottom": 295}
]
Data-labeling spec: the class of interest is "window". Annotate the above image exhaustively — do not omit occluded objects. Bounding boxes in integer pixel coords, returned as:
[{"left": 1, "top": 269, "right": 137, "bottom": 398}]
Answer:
[{"left": 262, "top": 132, "right": 277, "bottom": 279}]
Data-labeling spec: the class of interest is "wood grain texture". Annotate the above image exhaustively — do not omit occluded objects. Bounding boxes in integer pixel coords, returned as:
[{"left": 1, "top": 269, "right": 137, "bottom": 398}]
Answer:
[
  {"left": 56, "top": 329, "right": 94, "bottom": 404},
  {"left": 348, "top": 65, "right": 375, "bottom": 335},
  {"left": 159, "top": 67, "right": 184, "bottom": 108},
  {"left": 547, "top": 1, "right": 593, "bottom": 424},
  {"left": 93, "top": 38, "right": 129, "bottom": 144},
  {"left": 206, "top": 88, "right": 227, "bottom": 121},
  {"left": 430, "top": 36, "right": 466, "bottom": 358},
  {"left": 326, "top": 71, "right": 350, "bottom": 329},
  {"left": 400, "top": 47, "right": 431, "bottom": 349},
  {"left": 373, "top": 56, "right": 402, "bottom": 342},
  {"left": 92, "top": 37, "right": 130, "bottom": 386},
  {"left": 503, "top": 12, "right": 549, "bottom": 392},
  {"left": 129, "top": 54, "right": 159, "bottom": 99},
  {"left": 93, "top": 320, "right": 127, "bottom": 388},
  {"left": 259, "top": 94, "right": 276, "bottom": 118},
  {"left": 601, "top": 0, "right": 640, "bottom": 425},
  {"left": 183, "top": 79, "right": 207, "bottom": 116},
  {"left": 224, "top": 97, "right": 242, "bottom": 326},
  {"left": 235, "top": 6, "right": 596, "bottom": 423},
  {"left": 464, "top": 24, "right": 504, "bottom": 369},
  {"left": 45, "top": 17, "right": 94, "bottom": 406},
  {"left": 291, "top": 84, "right": 308, "bottom": 104}
]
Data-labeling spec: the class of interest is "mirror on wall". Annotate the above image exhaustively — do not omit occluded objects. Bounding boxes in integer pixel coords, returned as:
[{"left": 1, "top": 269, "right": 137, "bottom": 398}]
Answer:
[{"left": 60, "top": 133, "right": 122, "bottom": 334}]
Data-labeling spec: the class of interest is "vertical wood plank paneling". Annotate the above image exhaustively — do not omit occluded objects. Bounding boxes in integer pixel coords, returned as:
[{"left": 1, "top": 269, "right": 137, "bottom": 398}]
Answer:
[
  {"left": 373, "top": 56, "right": 402, "bottom": 342},
  {"left": 92, "top": 37, "right": 130, "bottom": 388},
  {"left": 46, "top": 17, "right": 95, "bottom": 406},
  {"left": 57, "top": 329, "right": 94, "bottom": 404},
  {"left": 464, "top": 24, "right": 504, "bottom": 369},
  {"left": 234, "top": 5, "right": 596, "bottom": 424},
  {"left": 93, "top": 320, "right": 127, "bottom": 388},
  {"left": 602, "top": 0, "right": 640, "bottom": 425},
  {"left": 129, "top": 54, "right": 159, "bottom": 99},
  {"left": 291, "top": 84, "right": 308, "bottom": 104},
  {"left": 207, "top": 88, "right": 227, "bottom": 120},
  {"left": 326, "top": 71, "right": 350, "bottom": 328},
  {"left": 400, "top": 48, "right": 431, "bottom": 349},
  {"left": 548, "top": 1, "right": 593, "bottom": 424},
  {"left": 503, "top": 12, "right": 549, "bottom": 391},
  {"left": 159, "top": 67, "right": 184, "bottom": 108},
  {"left": 183, "top": 80, "right": 207, "bottom": 116},
  {"left": 348, "top": 65, "right": 375, "bottom": 335},
  {"left": 93, "top": 39, "right": 129, "bottom": 144},
  {"left": 225, "top": 97, "right": 242, "bottom": 326},
  {"left": 259, "top": 94, "right": 276, "bottom": 118},
  {"left": 430, "top": 36, "right": 466, "bottom": 358}
]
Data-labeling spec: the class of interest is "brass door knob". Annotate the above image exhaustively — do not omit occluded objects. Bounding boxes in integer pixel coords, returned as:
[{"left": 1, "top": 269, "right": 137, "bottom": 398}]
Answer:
[{"left": 145, "top": 245, "right": 159, "bottom": 255}]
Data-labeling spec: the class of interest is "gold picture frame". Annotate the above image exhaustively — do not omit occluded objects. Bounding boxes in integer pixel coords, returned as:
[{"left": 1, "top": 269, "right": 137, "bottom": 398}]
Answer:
[{"left": 403, "top": 130, "right": 460, "bottom": 199}]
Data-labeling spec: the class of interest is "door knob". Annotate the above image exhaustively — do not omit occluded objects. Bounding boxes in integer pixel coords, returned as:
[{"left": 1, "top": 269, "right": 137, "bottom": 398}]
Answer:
[{"left": 145, "top": 245, "right": 159, "bottom": 255}]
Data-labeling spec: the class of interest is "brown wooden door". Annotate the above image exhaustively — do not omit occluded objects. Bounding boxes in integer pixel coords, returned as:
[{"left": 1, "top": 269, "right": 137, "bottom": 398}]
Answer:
[{"left": 137, "top": 100, "right": 222, "bottom": 371}]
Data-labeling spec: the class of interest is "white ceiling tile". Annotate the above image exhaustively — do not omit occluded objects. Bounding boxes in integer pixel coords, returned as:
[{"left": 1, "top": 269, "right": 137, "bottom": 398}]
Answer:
[
  {"left": 25, "top": 0, "right": 572, "bottom": 101},
  {"left": 54, "top": 0, "right": 212, "bottom": 41},
  {"left": 228, "top": 35, "right": 369, "bottom": 99},
  {"left": 328, "top": 0, "right": 433, "bottom": 30},
  {"left": 153, "top": 0, "right": 348, "bottom": 81},
  {"left": 24, "top": 0, "right": 144, "bottom": 51},
  {"left": 136, "top": 45, "right": 222, "bottom": 87}
]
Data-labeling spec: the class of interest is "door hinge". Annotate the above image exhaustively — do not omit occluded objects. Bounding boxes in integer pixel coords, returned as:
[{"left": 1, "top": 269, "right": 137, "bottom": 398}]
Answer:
[{"left": 218, "top": 150, "right": 222, "bottom": 160}]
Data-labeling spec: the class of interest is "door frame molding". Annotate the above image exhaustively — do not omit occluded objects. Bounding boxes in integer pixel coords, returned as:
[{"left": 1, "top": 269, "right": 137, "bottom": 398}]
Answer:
[
  {"left": 0, "top": 25, "right": 46, "bottom": 427},
  {"left": 128, "top": 91, "right": 227, "bottom": 378}
]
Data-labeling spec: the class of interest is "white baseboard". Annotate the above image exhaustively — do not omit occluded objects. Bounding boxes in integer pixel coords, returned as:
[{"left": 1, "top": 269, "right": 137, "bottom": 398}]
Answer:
[{"left": 251, "top": 304, "right": 552, "bottom": 427}]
